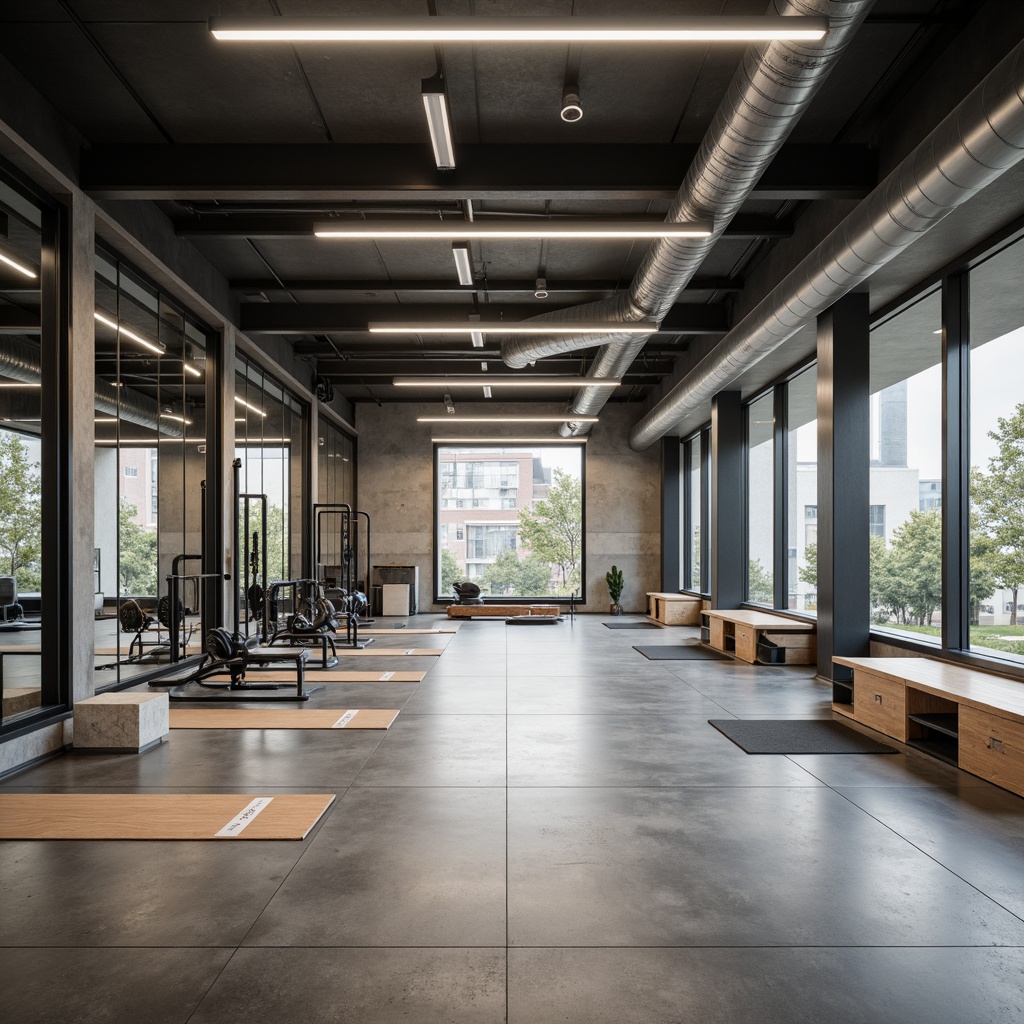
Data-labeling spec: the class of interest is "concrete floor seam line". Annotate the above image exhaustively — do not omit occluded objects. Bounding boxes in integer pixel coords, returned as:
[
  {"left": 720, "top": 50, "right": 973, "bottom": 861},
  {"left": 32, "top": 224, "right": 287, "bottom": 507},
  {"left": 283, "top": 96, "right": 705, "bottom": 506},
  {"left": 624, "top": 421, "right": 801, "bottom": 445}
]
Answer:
[
  {"left": 827, "top": 784, "right": 1024, "bottom": 930},
  {"left": 182, "top": 945, "right": 245, "bottom": 1024},
  {"left": 232, "top": 782, "right": 354, "bottom": 951}
]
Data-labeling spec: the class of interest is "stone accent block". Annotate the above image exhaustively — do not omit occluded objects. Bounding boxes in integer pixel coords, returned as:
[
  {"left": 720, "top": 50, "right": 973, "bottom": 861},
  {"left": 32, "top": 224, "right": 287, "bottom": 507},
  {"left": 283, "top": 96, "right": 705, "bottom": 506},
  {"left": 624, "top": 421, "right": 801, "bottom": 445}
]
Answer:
[{"left": 74, "top": 692, "right": 169, "bottom": 753}]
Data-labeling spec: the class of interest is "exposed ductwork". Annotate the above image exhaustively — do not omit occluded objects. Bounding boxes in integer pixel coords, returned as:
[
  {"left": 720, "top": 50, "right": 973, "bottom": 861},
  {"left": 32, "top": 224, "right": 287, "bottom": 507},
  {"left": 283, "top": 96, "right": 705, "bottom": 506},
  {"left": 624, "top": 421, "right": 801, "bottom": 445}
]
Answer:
[
  {"left": 0, "top": 335, "right": 179, "bottom": 434},
  {"left": 497, "top": 0, "right": 877, "bottom": 437},
  {"left": 628, "top": 38, "right": 1024, "bottom": 451}
]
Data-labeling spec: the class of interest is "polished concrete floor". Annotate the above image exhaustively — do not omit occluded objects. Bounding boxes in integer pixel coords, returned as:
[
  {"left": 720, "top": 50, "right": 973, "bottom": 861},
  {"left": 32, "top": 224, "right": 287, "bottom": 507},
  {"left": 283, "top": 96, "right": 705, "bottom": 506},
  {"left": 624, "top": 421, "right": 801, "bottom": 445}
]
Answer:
[{"left": 3, "top": 615, "right": 1024, "bottom": 1023}]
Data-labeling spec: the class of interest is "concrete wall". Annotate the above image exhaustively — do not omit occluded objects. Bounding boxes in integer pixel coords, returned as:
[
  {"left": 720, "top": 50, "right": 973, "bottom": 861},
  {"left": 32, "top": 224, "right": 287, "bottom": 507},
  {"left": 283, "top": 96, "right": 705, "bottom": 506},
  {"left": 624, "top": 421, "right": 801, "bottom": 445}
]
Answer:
[{"left": 354, "top": 401, "right": 661, "bottom": 613}]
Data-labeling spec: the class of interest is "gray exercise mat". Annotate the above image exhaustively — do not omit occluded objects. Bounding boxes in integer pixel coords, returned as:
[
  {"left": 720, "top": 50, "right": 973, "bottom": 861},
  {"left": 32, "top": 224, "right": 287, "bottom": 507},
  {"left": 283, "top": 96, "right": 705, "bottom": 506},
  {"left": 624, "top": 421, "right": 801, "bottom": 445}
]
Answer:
[
  {"left": 708, "top": 719, "right": 898, "bottom": 754},
  {"left": 605, "top": 621, "right": 663, "bottom": 629},
  {"left": 633, "top": 644, "right": 732, "bottom": 661}
]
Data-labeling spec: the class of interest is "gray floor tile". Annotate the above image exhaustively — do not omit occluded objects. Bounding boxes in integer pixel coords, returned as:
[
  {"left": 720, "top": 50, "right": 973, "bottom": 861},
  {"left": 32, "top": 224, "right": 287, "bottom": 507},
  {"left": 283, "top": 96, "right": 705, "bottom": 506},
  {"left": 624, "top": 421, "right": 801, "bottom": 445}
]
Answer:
[
  {"left": 191, "top": 948, "right": 506, "bottom": 1024},
  {"left": 507, "top": 675, "right": 721, "bottom": 715},
  {"left": 0, "top": 838, "right": 310, "bottom": 946},
  {"left": 245, "top": 787, "right": 506, "bottom": 946},
  {"left": 507, "top": 786, "right": 1024, "bottom": 946},
  {"left": 354, "top": 713, "right": 506, "bottom": 786},
  {"left": 507, "top": 714, "right": 822, "bottom": 787},
  {"left": 402, "top": 677, "right": 507, "bottom": 714},
  {"left": 0, "top": 947, "right": 234, "bottom": 1024},
  {"left": 8, "top": 729, "right": 383, "bottom": 790},
  {"left": 836, "top": 782, "right": 1024, "bottom": 918},
  {"left": 508, "top": 947, "right": 1024, "bottom": 1024}
]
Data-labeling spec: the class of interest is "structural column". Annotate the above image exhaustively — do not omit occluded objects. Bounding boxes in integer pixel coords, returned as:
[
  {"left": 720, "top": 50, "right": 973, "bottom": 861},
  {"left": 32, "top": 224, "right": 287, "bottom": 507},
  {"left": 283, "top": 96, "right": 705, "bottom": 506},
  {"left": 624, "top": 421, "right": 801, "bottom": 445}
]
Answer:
[
  {"left": 710, "top": 391, "right": 744, "bottom": 609},
  {"left": 661, "top": 436, "right": 681, "bottom": 592},
  {"left": 816, "top": 293, "right": 870, "bottom": 683},
  {"left": 210, "top": 324, "right": 237, "bottom": 624}
]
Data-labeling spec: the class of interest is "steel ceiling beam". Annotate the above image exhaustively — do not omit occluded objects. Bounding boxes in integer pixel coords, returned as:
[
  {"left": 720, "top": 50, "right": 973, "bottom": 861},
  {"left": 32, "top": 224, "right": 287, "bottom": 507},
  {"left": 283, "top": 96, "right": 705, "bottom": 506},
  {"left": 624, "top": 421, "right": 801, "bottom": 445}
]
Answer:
[
  {"left": 81, "top": 143, "right": 876, "bottom": 201},
  {"left": 238, "top": 302, "right": 728, "bottom": 335},
  {"left": 228, "top": 275, "right": 743, "bottom": 295},
  {"left": 176, "top": 214, "right": 790, "bottom": 240}
]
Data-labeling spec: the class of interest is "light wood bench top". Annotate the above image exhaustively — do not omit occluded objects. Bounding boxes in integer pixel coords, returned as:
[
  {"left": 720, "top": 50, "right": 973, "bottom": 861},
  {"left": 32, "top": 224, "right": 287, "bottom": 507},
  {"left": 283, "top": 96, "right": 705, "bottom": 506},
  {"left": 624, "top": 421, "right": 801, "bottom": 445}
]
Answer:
[
  {"left": 646, "top": 592, "right": 701, "bottom": 601},
  {"left": 834, "top": 656, "right": 1024, "bottom": 723},
  {"left": 705, "top": 609, "right": 815, "bottom": 631}
]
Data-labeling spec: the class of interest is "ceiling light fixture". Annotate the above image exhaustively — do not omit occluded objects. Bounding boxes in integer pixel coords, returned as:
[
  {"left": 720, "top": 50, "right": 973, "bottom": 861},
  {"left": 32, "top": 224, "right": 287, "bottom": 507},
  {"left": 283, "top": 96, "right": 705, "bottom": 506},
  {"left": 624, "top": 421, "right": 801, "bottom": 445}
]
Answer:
[
  {"left": 371, "top": 321, "right": 655, "bottom": 335},
  {"left": 159, "top": 413, "right": 193, "bottom": 425},
  {"left": 234, "top": 396, "right": 267, "bottom": 418},
  {"left": 394, "top": 376, "right": 620, "bottom": 388},
  {"left": 183, "top": 362, "right": 203, "bottom": 378},
  {"left": 560, "top": 84, "right": 583, "bottom": 122},
  {"left": 420, "top": 415, "right": 599, "bottom": 423},
  {"left": 444, "top": 392, "right": 455, "bottom": 415},
  {"left": 210, "top": 17, "right": 829, "bottom": 44},
  {"left": 534, "top": 277, "right": 549, "bottom": 298},
  {"left": 94, "top": 311, "right": 165, "bottom": 356},
  {"left": 315, "top": 219, "right": 712, "bottom": 240},
  {"left": 432, "top": 436, "right": 588, "bottom": 444},
  {"left": 483, "top": 385, "right": 493, "bottom": 399},
  {"left": 470, "top": 331, "right": 485, "bottom": 348},
  {"left": 452, "top": 242, "right": 473, "bottom": 285},
  {"left": 94, "top": 416, "right": 118, "bottom": 423},
  {"left": 0, "top": 381, "right": 41, "bottom": 388},
  {"left": 422, "top": 75, "right": 455, "bottom": 170},
  {"left": 0, "top": 249, "right": 38, "bottom": 279}
]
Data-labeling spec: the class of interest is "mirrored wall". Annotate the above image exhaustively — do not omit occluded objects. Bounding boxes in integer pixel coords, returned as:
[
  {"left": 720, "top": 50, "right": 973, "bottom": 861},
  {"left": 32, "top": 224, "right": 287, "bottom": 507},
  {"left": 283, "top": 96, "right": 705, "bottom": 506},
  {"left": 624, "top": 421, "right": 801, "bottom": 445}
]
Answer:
[{"left": 93, "top": 246, "right": 211, "bottom": 686}]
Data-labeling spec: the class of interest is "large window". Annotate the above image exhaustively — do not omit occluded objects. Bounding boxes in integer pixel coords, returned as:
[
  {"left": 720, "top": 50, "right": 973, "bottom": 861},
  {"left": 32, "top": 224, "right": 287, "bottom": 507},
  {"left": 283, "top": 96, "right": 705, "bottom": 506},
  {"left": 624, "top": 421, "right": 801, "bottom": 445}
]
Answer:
[
  {"left": 93, "top": 247, "right": 212, "bottom": 687},
  {"left": 746, "top": 393, "right": 774, "bottom": 604},
  {"left": 787, "top": 366, "right": 817, "bottom": 613},
  {"left": 0, "top": 173, "right": 51, "bottom": 726},
  {"left": 316, "top": 414, "right": 355, "bottom": 578},
  {"left": 235, "top": 355, "right": 308, "bottom": 614},
  {"left": 868, "top": 290, "right": 942, "bottom": 642},
  {"left": 683, "top": 433, "right": 704, "bottom": 593},
  {"left": 969, "top": 236, "right": 1024, "bottom": 664},
  {"left": 436, "top": 444, "right": 584, "bottom": 600}
]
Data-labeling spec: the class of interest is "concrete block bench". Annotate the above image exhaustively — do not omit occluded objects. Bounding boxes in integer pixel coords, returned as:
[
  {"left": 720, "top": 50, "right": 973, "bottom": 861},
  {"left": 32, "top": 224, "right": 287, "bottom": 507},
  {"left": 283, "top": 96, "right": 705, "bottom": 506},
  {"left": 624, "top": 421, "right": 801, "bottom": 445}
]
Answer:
[{"left": 74, "top": 692, "right": 169, "bottom": 754}]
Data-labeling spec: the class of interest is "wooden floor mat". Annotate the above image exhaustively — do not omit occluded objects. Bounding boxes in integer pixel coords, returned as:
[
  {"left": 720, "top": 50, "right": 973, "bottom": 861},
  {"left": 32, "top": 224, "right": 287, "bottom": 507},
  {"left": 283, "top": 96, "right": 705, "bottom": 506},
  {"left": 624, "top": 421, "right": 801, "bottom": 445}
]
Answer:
[
  {"left": 359, "top": 627, "right": 458, "bottom": 635},
  {"left": 204, "top": 669, "right": 426, "bottom": 682},
  {"left": 0, "top": 792, "right": 335, "bottom": 840},
  {"left": 170, "top": 708, "right": 399, "bottom": 730},
  {"left": 331, "top": 647, "right": 444, "bottom": 657}
]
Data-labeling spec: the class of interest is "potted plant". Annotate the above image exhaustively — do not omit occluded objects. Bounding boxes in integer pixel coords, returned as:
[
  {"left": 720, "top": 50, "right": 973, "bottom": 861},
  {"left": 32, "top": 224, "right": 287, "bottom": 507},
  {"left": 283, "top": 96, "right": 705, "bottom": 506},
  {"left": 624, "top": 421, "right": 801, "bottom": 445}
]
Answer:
[{"left": 605, "top": 565, "right": 624, "bottom": 615}]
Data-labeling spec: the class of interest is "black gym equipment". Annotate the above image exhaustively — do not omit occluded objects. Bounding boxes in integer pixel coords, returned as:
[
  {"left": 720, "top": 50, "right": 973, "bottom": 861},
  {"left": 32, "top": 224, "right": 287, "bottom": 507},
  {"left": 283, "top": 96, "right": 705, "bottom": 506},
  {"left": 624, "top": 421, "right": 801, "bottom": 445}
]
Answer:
[
  {"left": 452, "top": 581, "right": 484, "bottom": 606},
  {"left": 262, "top": 576, "right": 368, "bottom": 667},
  {"left": 313, "top": 502, "right": 376, "bottom": 647}
]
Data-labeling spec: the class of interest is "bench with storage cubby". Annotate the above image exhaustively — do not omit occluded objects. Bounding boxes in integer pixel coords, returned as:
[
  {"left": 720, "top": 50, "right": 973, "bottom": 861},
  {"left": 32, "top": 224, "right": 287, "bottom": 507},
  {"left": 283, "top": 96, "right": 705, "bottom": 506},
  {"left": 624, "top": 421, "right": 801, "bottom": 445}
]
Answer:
[
  {"left": 833, "top": 656, "right": 1024, "bottom": 797},
  {"left": 702, "top": 609, "right": 816, "bottom": 664},
  {"left": 646, "top": 592, "right": 702, "bottom": 626}
]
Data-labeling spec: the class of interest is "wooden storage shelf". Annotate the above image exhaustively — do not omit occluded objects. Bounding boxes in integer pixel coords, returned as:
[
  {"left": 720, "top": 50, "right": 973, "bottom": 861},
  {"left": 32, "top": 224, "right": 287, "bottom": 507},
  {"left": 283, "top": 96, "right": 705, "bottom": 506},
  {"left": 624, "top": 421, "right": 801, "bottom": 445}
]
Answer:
[
  {"left": 704, "top": 609, "right": 816, "bottom": 665},
  {"left": 833, "top": 656, "right": 1024, "bottom": 799},
  {"left": 646, "top": 592, "right": 702, "bottom": 626}
]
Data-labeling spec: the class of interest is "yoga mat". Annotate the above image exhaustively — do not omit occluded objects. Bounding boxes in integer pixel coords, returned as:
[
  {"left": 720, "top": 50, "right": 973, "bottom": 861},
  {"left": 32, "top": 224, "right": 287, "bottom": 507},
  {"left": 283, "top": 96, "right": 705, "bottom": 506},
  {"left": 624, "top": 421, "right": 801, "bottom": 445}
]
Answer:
[
  {"left": 359, "top": 627, "right": 459, "bottom": 634},
  {"left": 204, "top": 670, "right": 426, "bottom": 682},
  {"left": 708, "top": 719, "right": 899, "bottom": 754},
  {"left": 633, "top": 644, "right": 733, "bottom": 661},
  {"left": 331, "top": 647, "right": 444, "bottom": 657},
  {"left": 169, "top": 708, "right": 399, "bottom": 730},
  {"left": 0, "top": 793, "right": 336, "bottom": 840},
  {"left": 604, "top": 622, "right": 663, "bottom": 629}
]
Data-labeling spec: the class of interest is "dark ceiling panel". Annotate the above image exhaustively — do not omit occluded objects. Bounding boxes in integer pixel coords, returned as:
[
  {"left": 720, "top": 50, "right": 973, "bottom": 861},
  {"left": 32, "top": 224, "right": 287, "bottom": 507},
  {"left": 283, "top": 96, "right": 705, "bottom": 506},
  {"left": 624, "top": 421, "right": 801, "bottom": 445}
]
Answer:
[{"left": 0, "top": 23, "right": 166, "bottom": 143}]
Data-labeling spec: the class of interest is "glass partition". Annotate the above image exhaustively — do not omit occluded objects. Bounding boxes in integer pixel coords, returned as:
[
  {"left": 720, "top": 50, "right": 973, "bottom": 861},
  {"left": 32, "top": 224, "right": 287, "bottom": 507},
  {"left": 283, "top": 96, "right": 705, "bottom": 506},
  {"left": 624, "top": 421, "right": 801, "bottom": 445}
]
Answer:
[
  {"left": 93, "top": 247, "right": 210, "bottom": 686},
  {"left": 0, "top": 175, "right": 47, "bottom": 725}
]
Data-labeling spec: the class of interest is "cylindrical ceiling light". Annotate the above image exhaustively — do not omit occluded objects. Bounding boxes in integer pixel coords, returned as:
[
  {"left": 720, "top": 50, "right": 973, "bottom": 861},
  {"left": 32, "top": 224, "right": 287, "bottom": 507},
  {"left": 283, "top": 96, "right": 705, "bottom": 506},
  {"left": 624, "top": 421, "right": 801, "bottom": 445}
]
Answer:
[{"left": 560, "top": 84, "right": 583, "bottom": 122}]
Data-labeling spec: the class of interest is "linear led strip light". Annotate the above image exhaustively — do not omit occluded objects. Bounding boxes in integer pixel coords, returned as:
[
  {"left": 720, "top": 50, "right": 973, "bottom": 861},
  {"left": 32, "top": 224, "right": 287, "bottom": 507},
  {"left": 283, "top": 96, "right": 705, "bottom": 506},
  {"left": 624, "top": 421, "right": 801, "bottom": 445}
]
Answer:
[
  {"left": 209, "top": 17, "right": 828, "bottom": 43},
  {"left": 94, "top": 311, "right": 165, "bottom": 355},
  {"left": 235, "top": 396, "right": 268, "bottom": 418},
  {"left": 371, "top": 321, "right": 656, "bottom": 335},
  {"left": 394, "top": 376, "right": 620, "bottom": 388},
  {"left": 432, "top": 437, "right": 587, "bottom": 444},
  {"left": 419, "top": 415, "right": 599, "bottom": 423},
  {"left": 0, "top": 248, "right": 38, "bottom": 279},
  {"left": 315, "top": 219, "right": 712, "bottom": 240}
]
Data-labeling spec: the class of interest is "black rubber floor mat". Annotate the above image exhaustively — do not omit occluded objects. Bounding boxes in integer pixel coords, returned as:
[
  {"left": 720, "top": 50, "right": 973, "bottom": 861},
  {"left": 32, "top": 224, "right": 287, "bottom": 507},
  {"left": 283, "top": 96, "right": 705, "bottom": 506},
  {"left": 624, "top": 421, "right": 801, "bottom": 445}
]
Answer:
[
  {"left": 633, "top": 644, "right": 732, "bottom": 661},
  {"left": 708, "top": 718, "right": 898, "bottom": 754}
]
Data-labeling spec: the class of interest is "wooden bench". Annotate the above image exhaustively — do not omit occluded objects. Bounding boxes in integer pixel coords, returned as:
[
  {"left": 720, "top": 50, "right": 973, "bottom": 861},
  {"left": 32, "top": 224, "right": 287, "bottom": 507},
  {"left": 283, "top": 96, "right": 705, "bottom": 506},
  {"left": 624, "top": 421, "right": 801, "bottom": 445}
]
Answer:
[
  {"left": 703, "top": 609, "right": 816, "bottom": 665},
  {"left": 447, "top": 603, "right": 559, "bottom": 620},
  {"left": 646, "top": 592, "right": 702, "bottom": 626},
  {"left": 834, "top": 656, "right": 1024, "bottom": 799}
]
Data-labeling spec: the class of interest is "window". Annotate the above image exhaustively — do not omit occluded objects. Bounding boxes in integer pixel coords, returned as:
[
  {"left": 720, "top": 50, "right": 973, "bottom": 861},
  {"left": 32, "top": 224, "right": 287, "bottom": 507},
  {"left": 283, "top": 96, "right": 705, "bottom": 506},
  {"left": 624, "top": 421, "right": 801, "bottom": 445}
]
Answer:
[
  {"left": 969, "top": 235, "right": 1024, "bottom": 663},
  {"left": 787, "top": 366, "right": 817, "bottom": 613},
  {"left": 746, "top": 393, "right": 774, "bottom": 604},
  {"left": 123, "top": 465, "right": 138, "bottom": 478},
  {"left": 869, "top": 505, "right": 886, "bottom": 538},
  {"left": 436, "top": 444, "right": 584, "bottom": 599},
  {"left": 684, "top": 434, "right": 702, "bottom": 592},
  {"left": 869, "top": 289, "right": 942, "bottom": 639}
]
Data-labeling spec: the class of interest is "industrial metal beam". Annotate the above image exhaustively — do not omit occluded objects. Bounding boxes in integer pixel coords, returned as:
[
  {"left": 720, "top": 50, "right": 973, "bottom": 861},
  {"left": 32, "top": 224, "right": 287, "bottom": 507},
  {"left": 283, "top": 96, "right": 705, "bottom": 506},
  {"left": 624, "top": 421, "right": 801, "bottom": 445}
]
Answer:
[
  {"left": 238, "top": 301, "right": 729, "bottom": 335},
  {"left": 229, "top": 276, "right": 743, "bottom": 296},
  {"left": 176, "top": 214, "right": 790, "bottom": 240},
  {"left": 0, "top": 307, "right": 41, "bottom": 333},
  {"left": 81, "top": 143, "right": 876, "bottom": 202}
]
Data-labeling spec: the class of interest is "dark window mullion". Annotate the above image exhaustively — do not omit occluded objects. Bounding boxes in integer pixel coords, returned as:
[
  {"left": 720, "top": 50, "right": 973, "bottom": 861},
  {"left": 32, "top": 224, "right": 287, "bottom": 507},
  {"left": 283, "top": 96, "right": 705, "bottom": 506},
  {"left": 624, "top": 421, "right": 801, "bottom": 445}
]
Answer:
[{"left": 773, "top": 385, "right": 788, "bottom": 611}]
